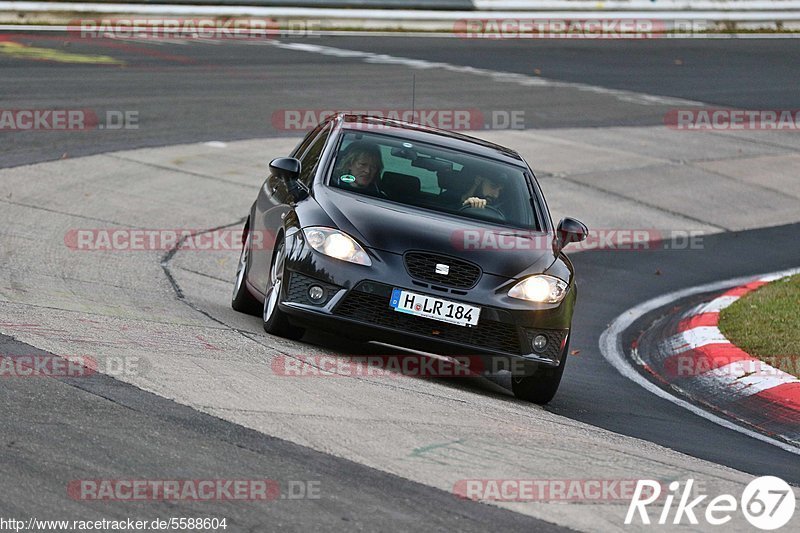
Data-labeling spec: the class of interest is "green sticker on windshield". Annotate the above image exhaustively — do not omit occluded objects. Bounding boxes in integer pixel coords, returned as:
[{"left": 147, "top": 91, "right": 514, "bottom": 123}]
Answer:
[{"left": 340, "top": 174, "right": 356, "bottom": 183}]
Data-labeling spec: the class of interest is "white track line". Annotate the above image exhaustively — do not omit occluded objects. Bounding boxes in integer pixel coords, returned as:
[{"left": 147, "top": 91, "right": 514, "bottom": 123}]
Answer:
[
  {"left": 599, "top": 266, "right": 800, "bottom": 455},
  {"left": 267, "top": 40, "right": 706, "bottom": 107}
]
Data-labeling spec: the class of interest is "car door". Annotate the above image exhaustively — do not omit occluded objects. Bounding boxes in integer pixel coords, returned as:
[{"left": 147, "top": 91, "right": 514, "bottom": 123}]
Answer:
[{"left": 250, "top": 123, "right": 333, "bottom": 294}]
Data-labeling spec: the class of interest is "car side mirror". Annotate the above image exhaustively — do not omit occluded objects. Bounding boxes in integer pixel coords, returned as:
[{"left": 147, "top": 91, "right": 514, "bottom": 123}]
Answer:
[
  {"left": 269, "top": 157, "right": 301, "bottom": 182},
  {"left": 556, "top": 217, "right": 588, "bottom": 250}
]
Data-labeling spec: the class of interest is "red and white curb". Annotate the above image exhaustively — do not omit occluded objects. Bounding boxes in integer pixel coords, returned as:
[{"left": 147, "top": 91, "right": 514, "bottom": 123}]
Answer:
[
  {"left": 601, "top": 267, "right": 800, "bottom": 455},
  {"left": 656, "top": 276, "right": 800, "bottom": 425}
]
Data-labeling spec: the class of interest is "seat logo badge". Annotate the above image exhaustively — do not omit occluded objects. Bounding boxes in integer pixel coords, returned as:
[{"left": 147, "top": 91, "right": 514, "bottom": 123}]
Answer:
[{"left": 435, "top": 263, "right": 450, "bottom": 275}]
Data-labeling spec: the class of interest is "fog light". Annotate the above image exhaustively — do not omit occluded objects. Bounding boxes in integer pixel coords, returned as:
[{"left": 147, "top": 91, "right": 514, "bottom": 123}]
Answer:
[
  {"left": 532, "top": 334, "right": 548, "bottom": 352},
  {"left": 308, "top": 285, "right": 325, "bottom": 302}
]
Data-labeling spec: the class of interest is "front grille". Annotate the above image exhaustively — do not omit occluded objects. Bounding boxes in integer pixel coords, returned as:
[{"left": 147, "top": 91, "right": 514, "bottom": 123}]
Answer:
[
  {"left": 404, "top": 252, "right": 481, "bottom": 289},
  {"left": 334, "top": 284, "right": 522, "bottom": 354}
]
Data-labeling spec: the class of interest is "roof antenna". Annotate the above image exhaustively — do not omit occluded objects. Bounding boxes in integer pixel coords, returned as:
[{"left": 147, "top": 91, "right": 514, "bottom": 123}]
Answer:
[{"left": 411, "top": 74, "right": 416, "bottom": 124}]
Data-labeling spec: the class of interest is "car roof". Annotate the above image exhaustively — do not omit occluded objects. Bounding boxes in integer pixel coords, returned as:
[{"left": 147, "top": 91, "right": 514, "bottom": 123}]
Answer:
[{"left": 333, "top": 113, "right": 526, "bottom": 167}]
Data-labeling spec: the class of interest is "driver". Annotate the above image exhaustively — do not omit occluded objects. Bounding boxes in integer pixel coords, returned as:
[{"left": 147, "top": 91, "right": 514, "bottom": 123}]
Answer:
[
  {"left": 441, "top": 168, "right": 505, "bottom": 210},
  {"left": 333, "top": 141, "right": 384, "bottom": 197},
  {"left": 461, "top": 174, "right": 505, "bottom": 209}
]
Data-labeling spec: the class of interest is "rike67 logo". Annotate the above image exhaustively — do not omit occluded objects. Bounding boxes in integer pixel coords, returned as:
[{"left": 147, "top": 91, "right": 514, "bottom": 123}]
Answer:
[{"left": 626, "top": 477, "right": 795, "bottom": 529}]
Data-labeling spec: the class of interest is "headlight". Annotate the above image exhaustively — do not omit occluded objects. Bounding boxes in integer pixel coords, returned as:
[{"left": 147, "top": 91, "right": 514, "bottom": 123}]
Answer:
[
  {"left": 508, "top": 275, "right": 568, "bottom": 303},
  {"left": 302, "top": 227, "right": 372, "bottom": 266}
]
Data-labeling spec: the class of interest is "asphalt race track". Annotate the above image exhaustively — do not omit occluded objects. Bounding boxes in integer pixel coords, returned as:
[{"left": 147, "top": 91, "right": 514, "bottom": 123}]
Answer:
[
  {"left": 3, "top": 35, "right": 800, "bottom": 167},
  {"left": 1, "top": 33, "right": 799, "bottom": 531}
]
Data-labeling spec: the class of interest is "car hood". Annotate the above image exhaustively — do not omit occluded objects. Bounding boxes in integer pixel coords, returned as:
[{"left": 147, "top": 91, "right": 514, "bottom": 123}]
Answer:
[{"left": 317, "top": 188, "right": 557, "bottom": 279}]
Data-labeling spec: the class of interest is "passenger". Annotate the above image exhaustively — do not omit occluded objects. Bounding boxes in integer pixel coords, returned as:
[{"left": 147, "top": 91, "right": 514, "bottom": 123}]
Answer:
[{"left": 334, "top": 141, "right": 384, "bottom": 197}]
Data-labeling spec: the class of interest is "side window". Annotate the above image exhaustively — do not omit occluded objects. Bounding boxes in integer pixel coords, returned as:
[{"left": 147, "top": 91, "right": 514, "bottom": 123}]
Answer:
[
  {"left": 290, "top": 122, "right": 325, "bottom": 158},
  {"left": 297, "top": 125, "right": 331, "bottom": 186}
]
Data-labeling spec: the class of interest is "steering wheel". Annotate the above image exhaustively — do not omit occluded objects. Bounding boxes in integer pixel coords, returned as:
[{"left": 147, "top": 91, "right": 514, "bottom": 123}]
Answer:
[{"left": 458, "top": 203, "right": 506, "bottom": 221}]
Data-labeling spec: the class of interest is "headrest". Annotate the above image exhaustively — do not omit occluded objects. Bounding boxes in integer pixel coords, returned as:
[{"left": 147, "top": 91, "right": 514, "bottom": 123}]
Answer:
[
  {"left": 437, "top": 169, "right": 465, "bottom": 191},
  {"left": 381, "top": 172, "right": 421, "bottom": 196}
]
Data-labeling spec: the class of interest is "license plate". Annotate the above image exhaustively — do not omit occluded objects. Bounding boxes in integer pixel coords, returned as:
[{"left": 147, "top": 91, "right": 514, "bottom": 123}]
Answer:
[{"left": 389, "top": 289, "right": 480, "bottom": 327}]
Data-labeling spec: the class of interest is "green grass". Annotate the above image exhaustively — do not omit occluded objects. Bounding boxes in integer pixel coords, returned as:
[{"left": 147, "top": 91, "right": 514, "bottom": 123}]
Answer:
[{"left": 718, "top": 274, "right": 800, "bottom": 378}]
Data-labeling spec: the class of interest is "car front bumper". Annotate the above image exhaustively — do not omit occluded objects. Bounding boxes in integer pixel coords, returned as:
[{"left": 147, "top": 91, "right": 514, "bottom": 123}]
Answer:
[{"left": 279, "top": 231, "right": 575, "bottom": 371}]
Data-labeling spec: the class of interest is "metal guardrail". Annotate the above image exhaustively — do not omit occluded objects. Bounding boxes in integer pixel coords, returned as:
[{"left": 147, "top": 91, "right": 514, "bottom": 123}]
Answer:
[
  {"left": 4, "top": 0, "right": 800, "bottom": 30},
  {"left": 7, "top": 0, "right": 800, "bottom": 15},
  {"left": 25, "top": 0, "right": 800, "bottom": 7},
  {"left": 27, "top": 0, "right": 477, "bottom": 8},
  {"left": 474, "top": 0, "right": 800, "bottom": 10}
]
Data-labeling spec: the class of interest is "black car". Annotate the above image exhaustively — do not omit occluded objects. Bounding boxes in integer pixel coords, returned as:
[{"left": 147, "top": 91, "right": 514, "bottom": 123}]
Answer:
[{"left": 231, "top": 113, "right": 587, "bottom": 403}]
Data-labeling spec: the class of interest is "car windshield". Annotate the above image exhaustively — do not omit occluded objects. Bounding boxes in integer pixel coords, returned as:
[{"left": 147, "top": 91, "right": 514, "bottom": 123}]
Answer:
[{"left": 328, "top": 130, "right": 540, "bottom": 229}]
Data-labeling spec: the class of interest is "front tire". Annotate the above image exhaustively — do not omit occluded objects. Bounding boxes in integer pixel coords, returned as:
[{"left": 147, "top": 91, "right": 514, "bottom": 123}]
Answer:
[
  {"left": 231, "top": 229, "right": 260, "bottom": 315},
  {"left": 262, "top": 239, "right": 305, "bottom": 340},
  {"left": 511, "top": 339, "right": 569, "bottom": 405}
]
